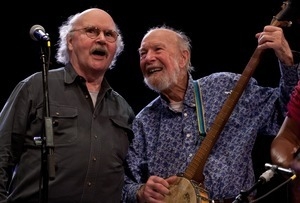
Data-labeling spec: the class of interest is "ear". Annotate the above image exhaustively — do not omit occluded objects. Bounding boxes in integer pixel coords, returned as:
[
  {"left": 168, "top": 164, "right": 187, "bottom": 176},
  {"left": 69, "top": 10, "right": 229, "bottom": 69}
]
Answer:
[
  {"left": 179, "top": 49, "right": 190, "bottom": 68},
  {"left": 67, "top": 34, "right": 73, "bottom": 51}
]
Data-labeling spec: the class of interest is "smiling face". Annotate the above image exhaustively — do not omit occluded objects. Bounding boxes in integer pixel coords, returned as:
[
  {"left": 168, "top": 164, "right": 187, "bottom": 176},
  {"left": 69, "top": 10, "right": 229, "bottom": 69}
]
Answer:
[
  {"left": 67, "top": 8, "right": 118, "bottom": 78},
  {"left": 138, "top": 28, "right": 189, "bottom": 93}
]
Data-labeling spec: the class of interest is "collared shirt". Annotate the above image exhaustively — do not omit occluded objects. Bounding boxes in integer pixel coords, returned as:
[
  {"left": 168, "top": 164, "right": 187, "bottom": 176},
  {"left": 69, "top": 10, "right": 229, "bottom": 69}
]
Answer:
[
  {"left": 0, "top": 63, "right": 135, "bottom": 203},
  {"left": 122, "top": 61, "right": 299, "bottom": 202}
]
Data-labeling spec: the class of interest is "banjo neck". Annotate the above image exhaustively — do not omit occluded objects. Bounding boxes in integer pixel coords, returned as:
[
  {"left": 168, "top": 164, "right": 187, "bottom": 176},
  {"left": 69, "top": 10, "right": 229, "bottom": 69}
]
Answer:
[{"left": 183, "top": 0, "right": 293, "bottom": 184}]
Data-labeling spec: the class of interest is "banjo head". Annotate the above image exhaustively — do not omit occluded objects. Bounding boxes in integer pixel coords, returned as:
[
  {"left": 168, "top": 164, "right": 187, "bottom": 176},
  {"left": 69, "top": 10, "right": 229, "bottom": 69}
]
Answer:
[{"left": 164, "top": 177, "right": 210, "bottom": 203}]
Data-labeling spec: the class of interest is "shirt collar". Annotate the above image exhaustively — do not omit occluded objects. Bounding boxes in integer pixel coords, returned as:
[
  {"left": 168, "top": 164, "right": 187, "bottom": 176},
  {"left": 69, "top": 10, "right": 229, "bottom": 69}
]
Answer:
[
  {"left": 63, "top": 62, "right": 112, "bottom": 93},
  {"left": 159, "top": 73, "right": 196, "bottom": 109}
]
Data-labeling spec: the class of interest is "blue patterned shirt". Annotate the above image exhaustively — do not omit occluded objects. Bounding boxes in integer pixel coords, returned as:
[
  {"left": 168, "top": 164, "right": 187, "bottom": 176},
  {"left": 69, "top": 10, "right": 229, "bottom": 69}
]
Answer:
[{"left": 122, "top": 61, "right": 299, "bottom": 202}]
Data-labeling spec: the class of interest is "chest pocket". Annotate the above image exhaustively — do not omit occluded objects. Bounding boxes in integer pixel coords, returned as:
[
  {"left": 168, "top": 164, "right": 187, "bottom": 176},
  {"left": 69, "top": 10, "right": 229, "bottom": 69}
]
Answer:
[{"left": 50, "top": 105, "right": 78, "bottom": 145}]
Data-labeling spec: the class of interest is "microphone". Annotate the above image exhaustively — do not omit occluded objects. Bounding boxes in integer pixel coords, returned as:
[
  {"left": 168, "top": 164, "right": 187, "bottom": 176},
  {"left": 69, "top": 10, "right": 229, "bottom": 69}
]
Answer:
[
  {"left": 233, "top": 163, "right": 294, "bottom": 203},
  {"left": 233, "top": 168, "right": 275, "bottom": 203},
  {"left": 259, "top": 168, "right": 275, "bottom": 183},
  {"left": 29, "top": 25, "right": 50, "bottom": 42},
  {"left": 264, "top": 163, "right": 295, "bottom": 175}
]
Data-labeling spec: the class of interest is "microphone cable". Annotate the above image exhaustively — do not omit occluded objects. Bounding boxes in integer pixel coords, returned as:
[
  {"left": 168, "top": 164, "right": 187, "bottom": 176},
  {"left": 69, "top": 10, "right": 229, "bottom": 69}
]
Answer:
[{"left": 250, "top": 173, "right": 296, "bottom": 202}]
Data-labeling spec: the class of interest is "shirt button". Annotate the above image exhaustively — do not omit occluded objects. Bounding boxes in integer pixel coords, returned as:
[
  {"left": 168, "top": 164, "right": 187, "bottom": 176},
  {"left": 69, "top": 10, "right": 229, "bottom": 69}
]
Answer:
[
  {"left": 184, "top": 113, "right": 188, "bottom": 117},
  {"left": 93, "top": 157, "right": 97, "bottom": 161},
  {"left": 94, "top": 135, "right": 98, "bottom": 139},
  {"left": 87, "top": 182, "right": 92, "bottom": 186},
  {"left": 52, "top": 120, "right": 58, "bottom": 126},
  {"left": 186, "top": 133, "right": 191, "bottom": 138},
  {"left": 189, "top": 153, "right": 193, "bottom": 157}
]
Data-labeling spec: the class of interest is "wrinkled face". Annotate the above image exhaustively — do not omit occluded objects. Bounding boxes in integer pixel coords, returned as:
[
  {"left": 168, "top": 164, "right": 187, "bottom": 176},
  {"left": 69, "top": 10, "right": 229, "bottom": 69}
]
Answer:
[
  {"left": 138, "top": 29, "right": 186, "bottom": 92},
  {"left": 67, "top": 9, "right": 118, "bottom": 76}
]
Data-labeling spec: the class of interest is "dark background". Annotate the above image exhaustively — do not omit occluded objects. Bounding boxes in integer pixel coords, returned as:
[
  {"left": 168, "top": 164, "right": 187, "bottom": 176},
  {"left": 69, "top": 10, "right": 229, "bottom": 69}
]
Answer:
[
  {"left": 3, "top": 0, "right": 300, "bottom": 202},
  {"left": 4, "top": 0, "right": 300, "bottom": 113}
]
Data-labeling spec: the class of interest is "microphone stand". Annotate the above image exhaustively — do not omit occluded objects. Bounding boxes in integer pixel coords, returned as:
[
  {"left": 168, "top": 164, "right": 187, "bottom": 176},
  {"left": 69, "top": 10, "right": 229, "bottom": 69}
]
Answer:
[
  {"left": 232, "top": 169, "right": 275, "bottom": 203},
  {"left": 232, "top": 180, "right": 263, "bottom": 203},
  {"left": 36, "top": 39, "right": 56, "bottom": 203}
]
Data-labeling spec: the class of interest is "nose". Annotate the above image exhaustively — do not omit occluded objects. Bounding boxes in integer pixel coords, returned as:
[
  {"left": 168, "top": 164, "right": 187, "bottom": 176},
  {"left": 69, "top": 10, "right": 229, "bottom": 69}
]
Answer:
[
  {"left": 140, "top": 51, "right": 155, "bottom": 71},
  {"left": 143, "top": 50, "right": 156, "bottom": 61},
  {"left": 96, "top": 31, "right": 106, "bottom": 41}
]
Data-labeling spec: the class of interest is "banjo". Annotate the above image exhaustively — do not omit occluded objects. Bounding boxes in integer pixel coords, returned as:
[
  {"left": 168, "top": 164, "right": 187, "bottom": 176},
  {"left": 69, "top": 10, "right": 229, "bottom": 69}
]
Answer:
[{"left": 164, "top": 1, "right": 294, "bottom": 202}]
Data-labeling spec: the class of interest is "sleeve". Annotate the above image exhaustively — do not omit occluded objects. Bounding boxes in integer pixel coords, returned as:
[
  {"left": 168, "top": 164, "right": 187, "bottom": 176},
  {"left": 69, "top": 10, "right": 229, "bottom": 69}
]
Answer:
[
  {"left": 122, "top": 118, "right": 148, "bottom": 203},
  {"left": 0, "top": 81, "right": 29, "bottom": 201},
  {"left": 257, "top": 57, "right": 299, "bottom": 135}
]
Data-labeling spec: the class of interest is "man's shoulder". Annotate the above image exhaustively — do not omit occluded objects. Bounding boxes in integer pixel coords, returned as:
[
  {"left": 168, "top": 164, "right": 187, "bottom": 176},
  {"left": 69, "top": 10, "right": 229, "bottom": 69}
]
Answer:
[
  {"left": 136, "top": 97, "right": 161, "bottom": 116},
  {"left": 196, "top": 72, "right": 240, "bottom": 84}
]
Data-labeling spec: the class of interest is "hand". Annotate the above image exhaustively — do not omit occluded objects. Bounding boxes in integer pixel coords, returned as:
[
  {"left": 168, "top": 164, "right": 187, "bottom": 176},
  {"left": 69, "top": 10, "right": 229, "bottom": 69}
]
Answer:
[
  {"left": 137, "top": 175, "right": 178, "bottom": 203},
  {"left": 255, "top": 25, "right": 293, "bottom": 66}
]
